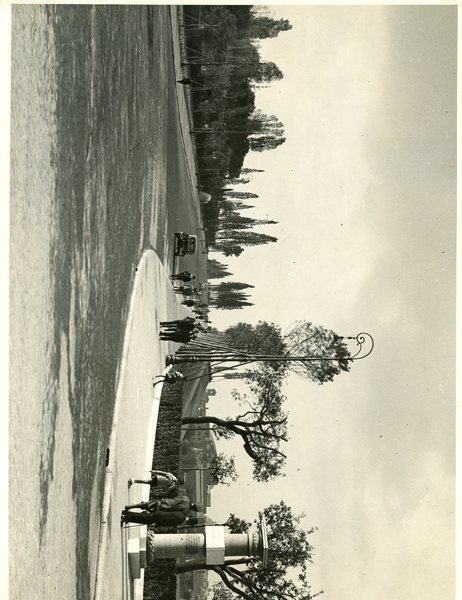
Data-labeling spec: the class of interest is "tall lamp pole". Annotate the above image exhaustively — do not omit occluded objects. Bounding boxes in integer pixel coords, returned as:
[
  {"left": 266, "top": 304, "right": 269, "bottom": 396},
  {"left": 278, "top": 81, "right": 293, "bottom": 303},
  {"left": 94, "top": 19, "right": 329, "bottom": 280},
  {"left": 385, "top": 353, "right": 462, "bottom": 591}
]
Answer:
[{"left": 166, "top": 332, "right": 374, "bottom": 366}]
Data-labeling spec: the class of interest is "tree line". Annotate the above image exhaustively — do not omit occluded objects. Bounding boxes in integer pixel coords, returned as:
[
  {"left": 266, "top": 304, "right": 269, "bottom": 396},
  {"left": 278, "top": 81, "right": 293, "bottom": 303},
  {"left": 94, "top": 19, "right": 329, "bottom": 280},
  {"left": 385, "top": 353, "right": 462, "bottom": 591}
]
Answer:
[{"left": 183, "top": 5, "right": 291, "bottom": 240}]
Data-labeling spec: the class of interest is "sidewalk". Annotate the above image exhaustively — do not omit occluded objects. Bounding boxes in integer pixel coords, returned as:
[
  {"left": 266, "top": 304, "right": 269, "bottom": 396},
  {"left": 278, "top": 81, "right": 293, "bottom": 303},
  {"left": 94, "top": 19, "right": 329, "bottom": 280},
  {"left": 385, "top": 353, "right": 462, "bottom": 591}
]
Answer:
[
  {"left": 168, "top": 6, "right": 203, "bottom": 230},
  {"left": 92, "top": 250, "right": 189, "bottom": 600}
]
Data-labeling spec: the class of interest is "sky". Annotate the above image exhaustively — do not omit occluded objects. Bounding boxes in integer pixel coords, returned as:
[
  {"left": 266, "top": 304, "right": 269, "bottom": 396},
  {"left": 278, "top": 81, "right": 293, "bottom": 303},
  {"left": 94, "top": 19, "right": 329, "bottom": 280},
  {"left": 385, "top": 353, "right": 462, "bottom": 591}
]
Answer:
[{"left": 206, "top": 6, "right": 457, "bottom": 600}]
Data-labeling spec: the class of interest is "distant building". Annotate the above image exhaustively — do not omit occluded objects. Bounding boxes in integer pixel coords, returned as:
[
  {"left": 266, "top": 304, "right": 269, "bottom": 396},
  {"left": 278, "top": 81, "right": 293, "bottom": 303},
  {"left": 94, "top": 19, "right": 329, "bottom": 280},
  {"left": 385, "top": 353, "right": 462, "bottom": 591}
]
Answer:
[{"left": 180, "top": 426, "right": 218, "bottom": 508}]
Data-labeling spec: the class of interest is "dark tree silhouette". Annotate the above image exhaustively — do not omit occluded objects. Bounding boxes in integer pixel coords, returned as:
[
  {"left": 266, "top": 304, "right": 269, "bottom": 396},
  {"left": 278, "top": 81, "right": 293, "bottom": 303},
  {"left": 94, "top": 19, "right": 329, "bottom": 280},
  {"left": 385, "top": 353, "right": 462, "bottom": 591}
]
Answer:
[
  {"left": 179, "top": 321, "right": 359, "bottom": 384},
  {"left": 208, "top": 282, "right": 254, "bottom": 309},
  {"left": 218, "top": 212, "right": 277, "bottom": 232},
  {"left": 176, "top": 501, "right": 322, "bottom": 600},
  {"left": 249, "top": 133, "right": 286, "bottom": 152},
  {"left": 224, "top": 321, "right": 286, "bottom": 357},
  {"left": 223, "top": 191, "right": 259, "bottom": 199},
  {"left": 221, "top": 200, "right": 255, "bottom": 213},
  {"left": 240, "top": 167, "right": 265, "bottom": 174},
  {"left": 181, "top": 369, "right": 288, "bottom": 481},
  {"left": 252, "top": 61, "right": 284, "bottom": 82},
  {"left": 215, "top": 230, "right": 278, "bottom": 246},
  {"left": 283, "top": 321, "right": 352, "bottom": 383},
  {"left": 248, "top": 15, "right": 293, "bottom": 39},
  {"left": 209, "top": 243, "right": 245, "bottom": 257},
  {"left": 208, "top": 258, "right": 233, "bottom": 279}
]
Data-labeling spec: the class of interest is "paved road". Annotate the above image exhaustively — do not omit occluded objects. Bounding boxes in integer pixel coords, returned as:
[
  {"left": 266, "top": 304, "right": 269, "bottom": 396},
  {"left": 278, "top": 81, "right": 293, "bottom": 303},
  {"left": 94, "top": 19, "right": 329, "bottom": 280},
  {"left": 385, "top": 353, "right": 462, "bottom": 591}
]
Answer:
[{"left": 10, "top": 6, "right": 204, "bottom": 599}]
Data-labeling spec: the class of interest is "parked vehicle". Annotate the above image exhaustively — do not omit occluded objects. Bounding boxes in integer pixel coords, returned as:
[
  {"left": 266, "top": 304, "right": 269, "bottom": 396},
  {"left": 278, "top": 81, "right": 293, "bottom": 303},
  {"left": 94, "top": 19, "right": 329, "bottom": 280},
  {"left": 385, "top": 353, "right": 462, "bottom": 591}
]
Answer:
[{"left": 174, "top": 232, "right": 198, "bottom": 256}]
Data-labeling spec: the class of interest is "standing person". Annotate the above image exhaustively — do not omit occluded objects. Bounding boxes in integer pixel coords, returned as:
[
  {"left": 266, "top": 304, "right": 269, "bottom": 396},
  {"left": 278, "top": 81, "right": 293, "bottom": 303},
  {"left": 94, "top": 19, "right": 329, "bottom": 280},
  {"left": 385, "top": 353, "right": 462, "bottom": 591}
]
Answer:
[
  {"left": 171, "top": 271, "right": 196, "bottom": 282},
  {"left": 174, "top": 284, "right": 199, "bottom": 296},
  {"left": 121, "top": 510, "right": 198, "bottom": 527},
  {"left": 181, "top": 299, "right": 195, "bottom": 307},
  {"left": 122, "top": 497, "right": 203, "bottom": 526},
  {"left": 159, "top": 331, "right": 192, "bottom": 343},
  {"left": 125, "top": 493, "right": 191, "bottom": 513},
  {"left": 175, "top": 321, "right": 197, "bottom": 333},
  {"left": 159, "top": 318, "right": 196, "bottom": 338},
  {"left": 124, "top": 497, "right": 203, "bottom": 514},
  {"left": 160, "top": 317, "right": 195, "bottom": 328},
  {"left": 128, "top": 470, "right": 185, "bottom": 491}
]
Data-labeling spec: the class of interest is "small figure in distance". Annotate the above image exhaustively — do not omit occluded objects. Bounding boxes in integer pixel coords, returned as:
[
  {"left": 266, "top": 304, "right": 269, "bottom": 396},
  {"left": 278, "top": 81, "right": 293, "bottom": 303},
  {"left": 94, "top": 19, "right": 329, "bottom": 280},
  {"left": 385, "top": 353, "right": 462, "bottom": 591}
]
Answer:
[
  {"left": 181, "top": 299, "right": 195, "bottom": 307},
  {"left": 152, "top": 371, "right": 185, "bottom": 388},
  {"left": 173, "top": 284, "right": 199, "bottom": 296},
  {"left": 171, "top": 271, "right": 196, "bottom": 282}
]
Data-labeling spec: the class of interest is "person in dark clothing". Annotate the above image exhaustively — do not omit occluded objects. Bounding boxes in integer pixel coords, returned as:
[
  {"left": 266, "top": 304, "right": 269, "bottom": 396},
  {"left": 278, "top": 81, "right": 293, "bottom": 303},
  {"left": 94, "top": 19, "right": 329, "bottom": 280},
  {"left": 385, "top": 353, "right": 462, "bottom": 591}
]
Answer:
[
  {"left": 181, "top": 299, "right": 195, "bottom": 307},
  {"left": 174, "top": 285, "right": 200, "bottom": 297},
  {"left": 160, "top": 318, "right": 196, "bottom": 334},
  {"left": 125, "top": 494, "right": 191, "bottom": 513},
  {"left": 161, "top": 324, "right": 195, "bottom": 336},
  {"left": 121, "top": 510, "right": 194, "bottom": 527},
  {"left": 160, "top": 317, "right": 196, "bottom": 327},
  {"left": 171, "top": 271, "right": 196, "bottom": 282},
  {"left": 159, "top": 317, "right": 198, "bottom": 342},
  {"left": 160, "top": 332, "right": 192, "bottom": 342},
  {"left": 121, "top": 496, "right": 202, "bottom": 526},
  {"left": 177, "top": 320, "right": 196, "bottom": 329},
  {"left": 160, "top": 333, "right": 191, "bottom": 344}
]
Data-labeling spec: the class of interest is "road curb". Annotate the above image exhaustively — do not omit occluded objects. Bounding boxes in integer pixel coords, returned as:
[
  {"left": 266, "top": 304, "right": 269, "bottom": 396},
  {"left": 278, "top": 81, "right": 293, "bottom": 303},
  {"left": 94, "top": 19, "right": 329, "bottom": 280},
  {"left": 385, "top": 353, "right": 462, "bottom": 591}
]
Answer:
[{"left": 93, "top": 249, "right": 174, "bottom": 600}]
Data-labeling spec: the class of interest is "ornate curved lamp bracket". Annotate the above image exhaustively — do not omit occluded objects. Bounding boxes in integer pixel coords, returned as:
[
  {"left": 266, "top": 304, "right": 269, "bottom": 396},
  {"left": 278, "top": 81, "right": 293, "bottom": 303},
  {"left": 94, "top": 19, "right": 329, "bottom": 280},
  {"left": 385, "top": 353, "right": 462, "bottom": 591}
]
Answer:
[{"left": 342, "top": 332, "right": 374, "bottom": 361}]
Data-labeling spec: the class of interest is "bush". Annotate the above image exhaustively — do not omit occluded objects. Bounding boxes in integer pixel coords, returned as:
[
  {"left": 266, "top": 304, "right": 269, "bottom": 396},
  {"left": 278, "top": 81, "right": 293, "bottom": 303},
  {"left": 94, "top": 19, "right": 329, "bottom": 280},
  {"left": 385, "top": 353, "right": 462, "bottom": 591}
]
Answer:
[{"left": 143, "top": 380, "right": 184, "bottom": 600}]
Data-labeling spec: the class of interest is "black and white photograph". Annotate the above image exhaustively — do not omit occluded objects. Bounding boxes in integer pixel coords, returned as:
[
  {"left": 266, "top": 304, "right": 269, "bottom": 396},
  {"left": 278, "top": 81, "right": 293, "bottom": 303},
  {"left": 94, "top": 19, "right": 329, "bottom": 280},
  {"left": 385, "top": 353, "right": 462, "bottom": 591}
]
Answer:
[{"left": 5, "top": 4, "right": 457, "bottom": 600}]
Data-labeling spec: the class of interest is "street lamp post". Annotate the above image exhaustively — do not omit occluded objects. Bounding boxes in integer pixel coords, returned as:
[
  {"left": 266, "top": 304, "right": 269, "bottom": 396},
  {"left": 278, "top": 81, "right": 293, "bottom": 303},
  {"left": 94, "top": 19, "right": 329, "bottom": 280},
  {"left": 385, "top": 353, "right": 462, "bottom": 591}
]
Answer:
[{"left": 166, "top": 332, "right": 374, "bottom": 367}]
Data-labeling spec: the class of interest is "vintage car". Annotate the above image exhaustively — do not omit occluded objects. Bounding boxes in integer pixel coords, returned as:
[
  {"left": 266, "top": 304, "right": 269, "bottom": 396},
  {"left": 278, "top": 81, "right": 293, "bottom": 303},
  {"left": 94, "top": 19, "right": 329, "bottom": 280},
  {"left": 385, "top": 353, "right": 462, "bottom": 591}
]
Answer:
[{"left": 174, "top": 232, "right": 198, "bottom": 256}]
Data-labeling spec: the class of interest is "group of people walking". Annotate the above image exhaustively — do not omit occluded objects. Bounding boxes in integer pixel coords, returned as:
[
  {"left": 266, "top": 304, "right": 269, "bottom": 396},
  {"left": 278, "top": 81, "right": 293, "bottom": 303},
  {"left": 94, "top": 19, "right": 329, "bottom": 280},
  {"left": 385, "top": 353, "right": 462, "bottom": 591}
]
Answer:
[
  {"left": 172, "top": 271, "right": 210, "bottom": 321},
  {"left": 121, "top": 496, "right": 201, "bottom": 527},
  {"left": 159, "top": 316, "right": 200, "bottom": 343},
  {"left": 172, "top": 271, "right": 207, "bottom": 299},
  {"left": 121, "top": 470, "right": 203, "bottom": 528},
  {"left": 171, "top": 270, "right": 196, "bottom": 283}
]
